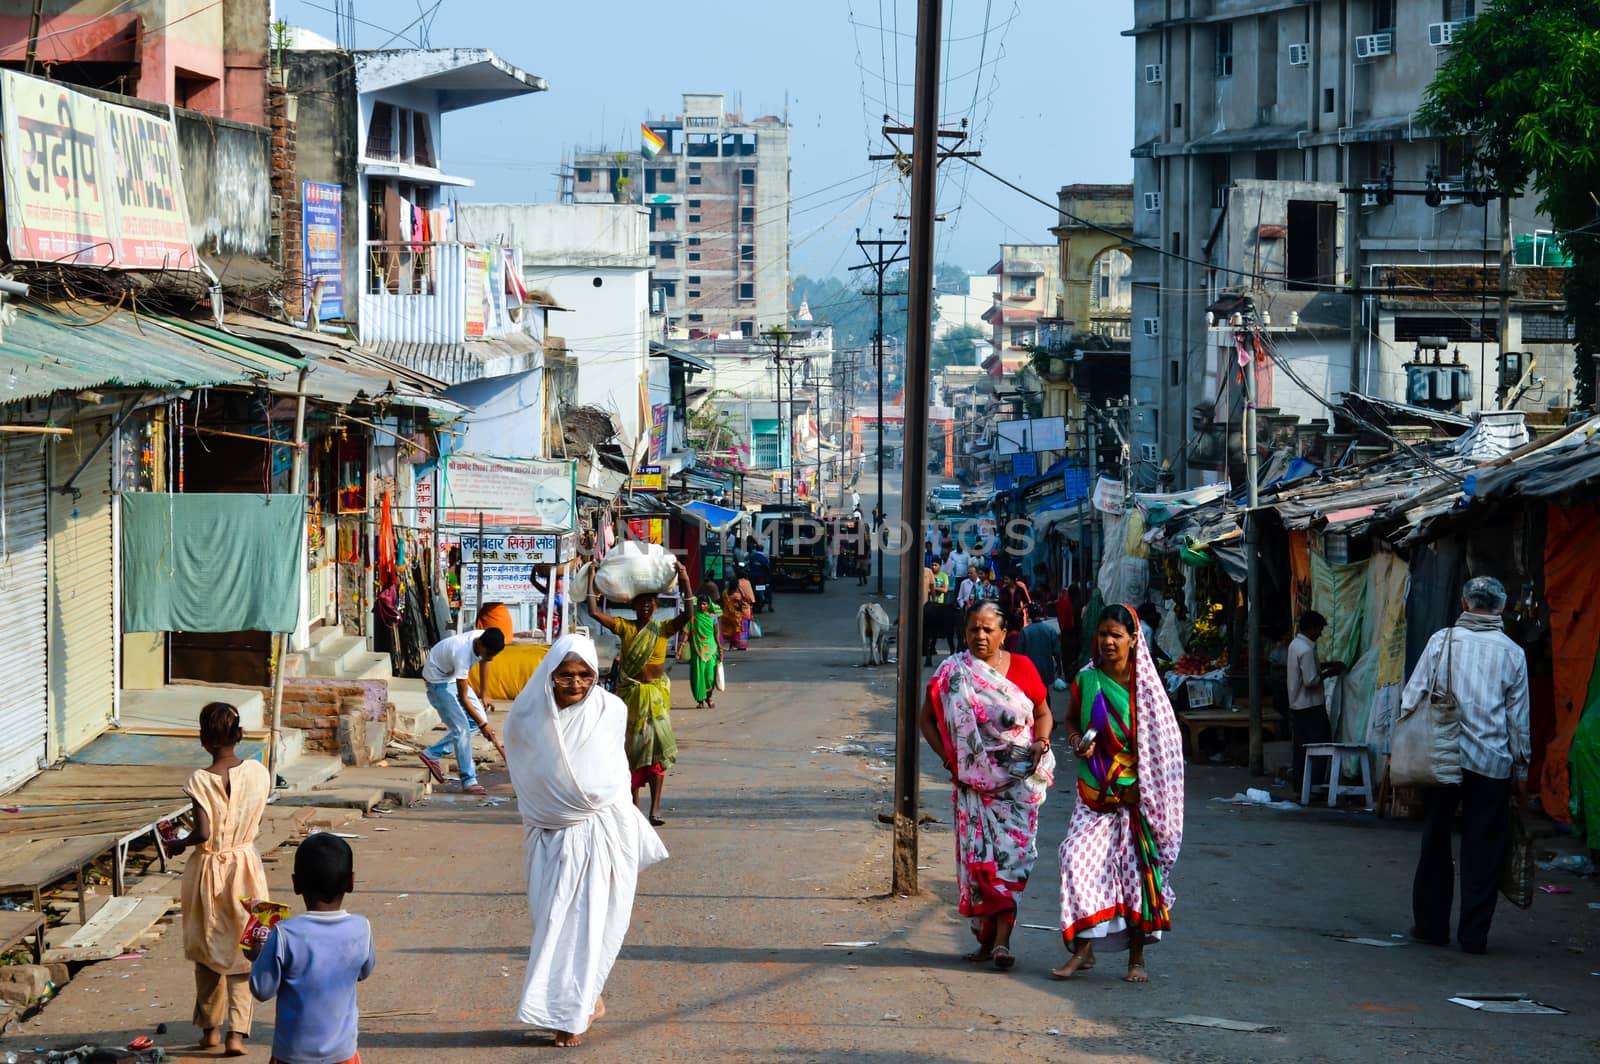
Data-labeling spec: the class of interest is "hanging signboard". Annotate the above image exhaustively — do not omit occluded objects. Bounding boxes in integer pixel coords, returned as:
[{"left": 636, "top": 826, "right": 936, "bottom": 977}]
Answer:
[
  {"left": 460, "top": 532, "right": 576, "bottom": 565},
  {"left": 995, "top": 416, "right": 1068, "bottom": 456},
  {"left": 1092, "top": 475, "right": 1126, "bottom": 515},
  {"left": 440, "top": 455, "right": 576, "bottom": 530},
  {"left": 631, "top": 463, "right": 665, "bottom": 492},
  {"left": 1011, "top": 452, "right": 1037, "bottom": 478},
  {"left": 649, "top": 404, "right": 669, "bottom": 461},
  {"left": 463, "top": 248, "right": 492, "bottom": 338},
  {"left": 302, "top": 182, "right": 344, "bottom": 319},
  {"left": 0, "top": 70, "right": 197, "bottom": 270}
]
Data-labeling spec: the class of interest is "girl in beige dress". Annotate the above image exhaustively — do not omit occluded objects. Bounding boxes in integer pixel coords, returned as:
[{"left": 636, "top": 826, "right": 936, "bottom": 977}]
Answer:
[{"left": 168, "top": 703, "right": 271, "bottom": 1056}]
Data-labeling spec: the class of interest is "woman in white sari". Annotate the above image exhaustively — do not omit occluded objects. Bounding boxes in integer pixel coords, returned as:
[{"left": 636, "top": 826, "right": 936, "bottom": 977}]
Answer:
[{"left": 504, "top": 633, "right": 669, "bottom": 1047}]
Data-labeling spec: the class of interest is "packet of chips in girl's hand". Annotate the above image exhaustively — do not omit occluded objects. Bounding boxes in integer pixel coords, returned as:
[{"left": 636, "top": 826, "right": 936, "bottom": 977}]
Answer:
[{"left": 239, "top": 898, "right": 290, "bottom": 953}]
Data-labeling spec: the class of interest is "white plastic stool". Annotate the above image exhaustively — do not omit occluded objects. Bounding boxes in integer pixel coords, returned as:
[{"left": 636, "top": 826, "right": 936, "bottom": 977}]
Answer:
[{"left": 1301, "top": 742, "right": 1374, "bottom": 808}]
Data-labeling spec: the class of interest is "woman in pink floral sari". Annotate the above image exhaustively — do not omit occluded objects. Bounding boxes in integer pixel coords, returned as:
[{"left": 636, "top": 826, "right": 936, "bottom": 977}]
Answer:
[{"left": 920, "top": 601, "right": 1056, "bottom": 971}]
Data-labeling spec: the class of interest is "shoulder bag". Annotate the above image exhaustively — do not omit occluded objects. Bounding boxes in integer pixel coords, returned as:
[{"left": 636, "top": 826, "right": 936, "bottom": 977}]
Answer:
[{"left": 1388, "top": 630, "right": 1463, "bottom": 788}]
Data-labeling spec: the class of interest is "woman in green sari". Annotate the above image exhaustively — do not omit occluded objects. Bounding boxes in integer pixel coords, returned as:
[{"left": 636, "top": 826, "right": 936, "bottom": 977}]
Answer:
[
  {"left": 688, "top": 583, "right": 724, "bottom": 709},
  {"left": 588, "top": 561, "right": 694, "bottom": 826}
]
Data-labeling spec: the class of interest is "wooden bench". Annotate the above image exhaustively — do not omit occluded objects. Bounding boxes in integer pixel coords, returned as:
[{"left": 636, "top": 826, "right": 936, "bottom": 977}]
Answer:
[
  {"left": 0, "top": 834, "right": 121, "bottom": 926},
  {"left": 1178, "top": 708, "right": 1283, "bottom": 762},
  {"left": 0, "top": 909, "right": 46, "bottom": 964}
]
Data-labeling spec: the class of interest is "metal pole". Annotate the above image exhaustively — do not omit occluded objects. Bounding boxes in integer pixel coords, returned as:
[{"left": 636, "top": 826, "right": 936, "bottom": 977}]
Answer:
[
  {"left": 268, "top": 367, "right": 310, "bottom": 788},
  {"left": 1245, "top": 325, "right": 1264, "bottom": 775},
  {"left": 1497, "top": 194, "right": 1511, "bottom": 408},
  {"left": 23, "top": 0, "right": 42, "bottom": 75},
  {"left": 891, "top": 0, "right": 942, "bottom": 897},
  {"left": 876, "top": 265, "right": 886, "bottom": 595},
  {"left": 1347, "top": 187, "right": 1362, "bottom": 392},
  {"left": 475, "top": 512, "right": 486, "bottom": 619}
]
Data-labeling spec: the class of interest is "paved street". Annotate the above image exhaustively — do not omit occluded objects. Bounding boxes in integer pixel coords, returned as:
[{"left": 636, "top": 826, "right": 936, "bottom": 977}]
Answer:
[{"left": 17, "top": 559, "right": 1600, "bottom": 1062}]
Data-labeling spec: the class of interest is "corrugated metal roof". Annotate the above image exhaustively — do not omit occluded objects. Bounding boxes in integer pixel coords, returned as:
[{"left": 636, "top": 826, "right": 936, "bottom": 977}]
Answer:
[{"left": 0, "top": 308, "right": 281, "bottom": 402}]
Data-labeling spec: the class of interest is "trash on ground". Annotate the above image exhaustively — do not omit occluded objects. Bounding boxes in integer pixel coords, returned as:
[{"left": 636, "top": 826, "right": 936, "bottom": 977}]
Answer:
[
  {"left": 1046, "top": 1028, "right": 1060, "bottom": 1035},
  {"left": 1535, "top": 855, "right": 1595, "bottom": 876},
  {"left": 825, "top": 941, "right": 878, "bottom": 948},
  {"left": 1213, "top": 791, "right": 1300, "bottom": 811},
  {"left": 1020, "top": 923, "right": 1058, "bottom": 932},
  {"left": 1165, "top": 1015, "right": 1279, "bottom": 1033},
  {"left": 1449, "top": 995, "right": 1566, "bottom": 1015},
  {"left": 1336, "top": 937, "right": 1407, "bottom": 948},
  {"left": 881, "top": 1013, "right": 901, "bottom": 1021},
  {"left": 478, "top": 796, "right": 509, "bottom": 807},
  {"left": 1538, "top": 884, "right": 1572, "bottom": 895}
]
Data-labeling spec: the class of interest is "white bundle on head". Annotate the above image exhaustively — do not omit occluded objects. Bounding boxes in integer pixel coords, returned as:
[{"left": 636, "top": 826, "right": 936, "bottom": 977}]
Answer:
[{"left": 592, "top": 540, "right": 679, "bottom": 601}]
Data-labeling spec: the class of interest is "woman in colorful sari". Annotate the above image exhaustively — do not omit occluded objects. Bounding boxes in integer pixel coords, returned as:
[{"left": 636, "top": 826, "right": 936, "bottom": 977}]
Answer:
[
  {"left": 587, "top": 561, "right": 694, "bottom": 827},
  {"left": 720, "top": 583, "right": 749, "bottom": 651},
  {"left": 687, "top": 584, "right": 724, "bottom": 709},
  {"left": 1053, "top": 603, "right": 1185, "bottom": 984},
  {"left": 919, "top": 601, "right": 1056, "bottom": 972}
]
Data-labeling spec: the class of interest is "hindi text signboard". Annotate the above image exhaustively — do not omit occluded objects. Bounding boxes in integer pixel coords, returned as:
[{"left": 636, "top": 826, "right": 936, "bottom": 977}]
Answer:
[
  {"left": 302, "top": 182, "right": 344, "bottom": 319},
  {"left": 461, "top": 532, "right": 576, "bottom": 565},
  {"left": 441, "top": 455, "right": 575, "bottom": 530},
  {"left": 0, "top": 70, "right": 197, "bottom": 270}
]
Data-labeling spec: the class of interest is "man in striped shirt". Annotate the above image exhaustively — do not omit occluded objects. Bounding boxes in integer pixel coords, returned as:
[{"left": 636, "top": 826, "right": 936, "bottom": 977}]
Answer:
[{"left": 1406, "top": 576, "right": 1530, "bottom": 955}]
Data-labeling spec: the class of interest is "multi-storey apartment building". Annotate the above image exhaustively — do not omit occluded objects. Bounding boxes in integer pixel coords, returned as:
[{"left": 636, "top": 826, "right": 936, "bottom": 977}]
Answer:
[
  {"left": 573, "top": 93, "right": 790, "bottom": 339},
  {"left": 1128, "top": 0, "right": 1575, "bottom": 485}
]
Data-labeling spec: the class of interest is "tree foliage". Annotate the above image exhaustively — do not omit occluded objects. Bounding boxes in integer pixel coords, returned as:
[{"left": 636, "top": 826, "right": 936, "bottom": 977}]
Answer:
[
  {"left": 933, "top": 323, "right": 987, "bottom": 373},
  {"left": 1419, "top": 1, "right": 1600, "bottom": 407}
]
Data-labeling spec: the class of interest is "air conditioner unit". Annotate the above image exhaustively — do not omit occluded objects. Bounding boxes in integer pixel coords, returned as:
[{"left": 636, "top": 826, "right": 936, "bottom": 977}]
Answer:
[
  {"left": 1354, "top": 32, "right": 1394, "bottom": 60},
  {"left": 1144, "top": 63, "right": 1164, "bottom": 84},
  {"left": 1436, "top": 181, "right": 1466, "bottom": 207},
  {"left": 1143, "top": 192, "right": 1161, "bottom": 212},
  {"left": 1429, "top": 20, "right": 1467, "bottom": 47},
  {"left": 1287, "top": 43, "right": 1311, "bottom": 66},
  {"left": 1142, "top": 318, "right": 1161, "bottom": 338}
]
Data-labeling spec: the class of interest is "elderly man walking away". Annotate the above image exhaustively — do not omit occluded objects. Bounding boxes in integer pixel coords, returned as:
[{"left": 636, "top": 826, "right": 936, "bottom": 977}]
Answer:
[{"left": 1405, "top": 576, "right": 1530, "bottom": 955}]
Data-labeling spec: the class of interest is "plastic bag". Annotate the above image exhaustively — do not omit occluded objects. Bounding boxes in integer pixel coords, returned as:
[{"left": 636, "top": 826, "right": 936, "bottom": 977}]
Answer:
[
  {"left": 239, "top": 898, "right": 290, "bottom": 953},
  {"left": 1051, "top": 677, "right": 1069, "bottom": 692},
  {"left": 593, "top": 541, "right": 678, "bottom": 601}
]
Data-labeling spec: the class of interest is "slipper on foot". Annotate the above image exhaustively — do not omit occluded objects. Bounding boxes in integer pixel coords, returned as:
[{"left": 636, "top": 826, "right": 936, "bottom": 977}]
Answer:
[{"left": 418, "top": 752, "right": 446, "bottom": 785}]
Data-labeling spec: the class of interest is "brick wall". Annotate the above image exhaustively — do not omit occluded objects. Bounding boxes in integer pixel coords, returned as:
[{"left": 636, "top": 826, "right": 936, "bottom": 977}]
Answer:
[
  {"left": 269, "top": 80, "right": 302, "bottom": 319},
  {"left": 282, "top": 678, "right": 390, "bottom": 761}
]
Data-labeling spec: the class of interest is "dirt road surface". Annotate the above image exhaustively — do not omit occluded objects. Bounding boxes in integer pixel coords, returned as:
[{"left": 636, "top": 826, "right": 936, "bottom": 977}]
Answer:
[{"left": 14, "top": 531, "right": 1600, "bottom": 1062}]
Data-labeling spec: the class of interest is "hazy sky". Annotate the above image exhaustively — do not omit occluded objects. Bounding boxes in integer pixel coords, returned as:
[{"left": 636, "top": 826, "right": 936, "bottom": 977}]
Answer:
[{"left": 282, "top": 1, "right": 1134, "bottom": 279}]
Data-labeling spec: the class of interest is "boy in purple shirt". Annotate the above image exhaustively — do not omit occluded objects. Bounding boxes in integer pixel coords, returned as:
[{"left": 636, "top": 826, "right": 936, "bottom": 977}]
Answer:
[{"left": 250, "top": 834, "right": 376, "bottom": 1064}]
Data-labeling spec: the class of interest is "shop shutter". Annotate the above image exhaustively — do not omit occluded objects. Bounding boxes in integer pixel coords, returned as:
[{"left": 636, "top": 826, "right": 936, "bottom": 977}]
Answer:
[
  {"left": 48, "top": 418, "right": 117, "bottom": 756},
  {"left": 0, "top": 438, "right": 49, "bottom": 793}
]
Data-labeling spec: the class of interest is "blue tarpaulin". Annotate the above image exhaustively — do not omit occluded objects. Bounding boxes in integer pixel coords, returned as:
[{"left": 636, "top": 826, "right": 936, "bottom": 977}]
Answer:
[{"left": 682, "top": 500, "right": 742, "bottom": 531}]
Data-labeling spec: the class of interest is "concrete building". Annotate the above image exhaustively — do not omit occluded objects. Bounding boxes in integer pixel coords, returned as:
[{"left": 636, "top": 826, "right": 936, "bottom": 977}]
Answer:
[
  {"left": 1127, "top": 0, "right": 1577, "bottom": 486},
  {"left": 573, "top": 93, "right": 791, "bottom": 340},
  {"left": 984, "top": 245, "right": 1062, "bottom": 362},
  {"left": 936, "top": 274, "right": 998, "bottom": 348},
  {"left": 283, "top": 43, "right": 547, "bottom": 382},
  {"left": 456, "top": 202, "right": 657, "bottom": 457},
  {"left": 0, "top": 0, "right": 271, "bottom": 123}
]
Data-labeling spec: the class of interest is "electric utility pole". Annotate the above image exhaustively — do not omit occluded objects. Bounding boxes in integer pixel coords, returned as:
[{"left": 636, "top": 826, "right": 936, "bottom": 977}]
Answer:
[
  {"left": 852, "top": 231, "right": 906, "bottom": 595},
  {"left": 881, "top": 0, "right": 976, "bottom": 897},
  {"left": 761, "top": 328, "right": 806, "bottom": 506}
]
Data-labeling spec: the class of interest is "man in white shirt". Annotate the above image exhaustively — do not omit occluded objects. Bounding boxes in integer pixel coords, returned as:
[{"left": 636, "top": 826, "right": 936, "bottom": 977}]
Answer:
[
  {"left": 947, "top": 544, "right": 972, "bottom": 582},
  {"left": 1406, "top": 576, "right": 1530, "bottom": 955},
  {"left": 419, "top": 628, "right": 505, "bottom": 795},
  {"left": 1287, "top": 611, "right": 1344, "bottom": 796}
]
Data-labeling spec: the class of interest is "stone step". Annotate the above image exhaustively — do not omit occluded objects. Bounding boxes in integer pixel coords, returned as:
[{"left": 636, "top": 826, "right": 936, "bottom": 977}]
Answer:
[
  {"left": 274, "top": 786, "right": 385, "bottom": 813},
  {"left": 325, "top": 766, "right": 431, "bottom": 807},
  {"left": 306, "top": 636, "right": 371, "bottom": 677},
  {"left": 347, "top": 652, "right": 395, "bottom": 681},
  {"left": 274, "top": 754, "right": 343, "bottom": 794},
  {"left": 388, "top": 678, "right": 439, "bottom": 741},
  {"left": 120, "top": 684, "right": 267, "bottom": 733}
]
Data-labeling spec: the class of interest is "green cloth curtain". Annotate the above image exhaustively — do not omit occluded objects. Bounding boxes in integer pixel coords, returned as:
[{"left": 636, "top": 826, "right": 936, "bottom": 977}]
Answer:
[
  {"left": 1567, "top": 640, "right": 1600, "bottom": 850},
  {"left": 122, "top": 493, "right": 304, "bottom": 633}
]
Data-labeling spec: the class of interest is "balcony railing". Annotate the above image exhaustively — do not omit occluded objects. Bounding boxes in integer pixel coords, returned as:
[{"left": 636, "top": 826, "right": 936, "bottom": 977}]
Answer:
[{"left": 360, "top": 241, "right": 526, "bottom": 345}]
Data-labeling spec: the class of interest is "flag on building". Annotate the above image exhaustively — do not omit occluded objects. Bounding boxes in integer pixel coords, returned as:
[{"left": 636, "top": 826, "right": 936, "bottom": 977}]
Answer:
[{"left": 641, "top": 124, "right": 665, "bottom": 157}]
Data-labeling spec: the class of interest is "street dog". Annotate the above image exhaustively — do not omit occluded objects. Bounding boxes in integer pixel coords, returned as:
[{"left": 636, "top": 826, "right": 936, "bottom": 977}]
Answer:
[{"left": 857, "top": 602, "right": 895, "bottom": 666}]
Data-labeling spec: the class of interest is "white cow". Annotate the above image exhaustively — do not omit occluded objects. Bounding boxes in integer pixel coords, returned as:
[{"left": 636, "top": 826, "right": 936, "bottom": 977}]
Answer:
[{"left": 857, "top": 602, "right": 896, "bottom": 666}]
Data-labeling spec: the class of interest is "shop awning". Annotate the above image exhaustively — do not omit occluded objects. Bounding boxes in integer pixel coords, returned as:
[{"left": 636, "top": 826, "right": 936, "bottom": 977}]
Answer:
[
  {"left": 678, "top": 500, "right": 742, "bottom": 532},
  {"left": 0, "top": 306, "right": 293, "bottom": 402},
  {"left": 652, "top": 347, "right": 714, "bottom": 373}
]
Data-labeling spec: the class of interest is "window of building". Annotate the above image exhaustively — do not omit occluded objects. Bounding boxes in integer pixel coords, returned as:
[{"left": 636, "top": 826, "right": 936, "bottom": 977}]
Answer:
[
  {"left": 1286, "top": 200, "right": 1337, "bottom": 290},
  {"left": 688, "top": 162, "right": 702, "bottom": 171},
  {"left": 741, "top": 206, "right": 755, "bottom": 223},
  {"left": 739, "top": 282, "right": 755, "bottom": 301},
  {"left": 1445, "top": 0, "right": 1476, "bottom": 18},
  {"left": 740, "top": 168, "right": 756, "bottom": 185},
  {"left": 1439, "top": 139, "right": 1467, "bottom": 178},
  {"left": 659, "top": 168, "right": 676, "bottom": 184},
  {"left": 658, "top": 244, "right": 675, "bottom": 260},
  {"left": 1323, "top": 87, "right": 1336, "bottom": 113},
  {"left": 1171, "top": 231, "right": 1182, "bottom": 255},
  {"left": 1010, "top": 278, "right": 1037, "bottom": 298},
  {"left": 1256, "top": 150, "right": 1278, "bottom": 180},
  {"left": 740, "top": 319, "right": 755, "bottom": 338},
  {"left": 688, "top": 237, "right": 701, "bottom": 246},
  {"left": 689, "top": 175, "right": 702, "bottom": 185},
  {"left": 1173, "top": 102, "right": 1182, "bottom": 129},
  {"left": 753, "top": 431, "right": 780, "bottom": 468},
  {"left": 688, "top": 291, "right": 701, "bottom": 299},
  {"left": 1009, "top": 326, "right": 1035, "bottom": 347},
  {"left": 645, "top": 169, "right": 658, "bottom": 194},
  {"left": 661, "top": 281, "right": 677, "bottom": 297},
  {"left": 412, "top": 112, "right": 434, "bottom": 167},
  {"left": 658, "top": 204, "right": 676, "bottom": 221},
  {"left": 688, "top": 199, "right": 701, "bottom": 208},
  {"left": 688, "top": 214, "right": 701, "bottom": 224},
  {"left": 1215, "top": 23, "right": 1233, "bottom": 79},
  {"left": 1395, "top": 316, "right": 1499, "bottom": 343},
  {"left": 689, "top": 313, "right": 705, "bottom": 323},
  {"left": 688, "top": 275, "right": 701, "bottom": 285},
  {"left": 1372, "top": 0, "right": 1395, "bottom": 30},
  {"left": 1211, "top": 154, "right": 1231, "bottom": 209},
  {"left": 576, "top": 167, "right": 592, "bottom": 183},
  {"left": 1170, "top": 361, "right": 1180, "bottom": 386},
  {"left": 740, "top": 244, "right": 754, "bottom": 262},
  {"left": 688, "top": 252, "right": 701, "bottom": 262}
]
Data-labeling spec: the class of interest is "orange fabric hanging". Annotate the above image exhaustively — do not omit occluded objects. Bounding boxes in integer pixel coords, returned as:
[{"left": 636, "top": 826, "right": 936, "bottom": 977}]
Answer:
[
  {"left": 1287, "top": 529, "right": 1313, "bottom": 619},
  {"left": 1538, "top": 500, "right": 1600, "bottom": 822},
  {"left": 377, "top": 490, "right": 398, "bottom": 589}
]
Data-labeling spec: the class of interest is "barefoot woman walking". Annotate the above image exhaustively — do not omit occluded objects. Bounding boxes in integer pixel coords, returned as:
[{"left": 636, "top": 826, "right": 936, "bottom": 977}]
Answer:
[
  {"left": 920, "top": 602, "right": 1055, "bottom": 971},
  {"left": 1053, "top": 604, "right": 1185, "bottom": 983}
]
